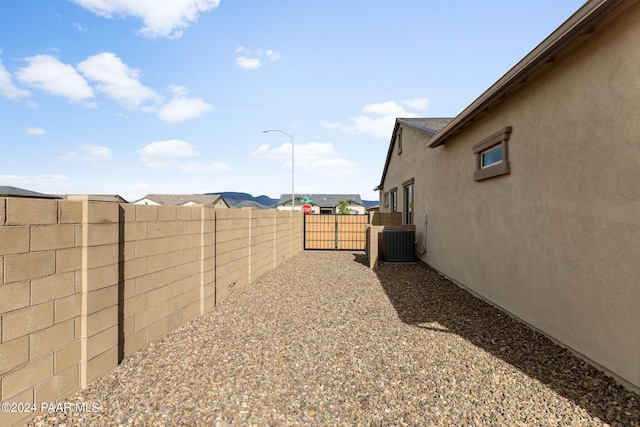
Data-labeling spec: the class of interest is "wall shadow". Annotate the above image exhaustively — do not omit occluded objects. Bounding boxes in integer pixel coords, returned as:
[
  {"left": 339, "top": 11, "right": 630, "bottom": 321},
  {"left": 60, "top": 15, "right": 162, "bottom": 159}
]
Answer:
[{"left": 369, "top": 258, "right": 639, "bottom": 424}]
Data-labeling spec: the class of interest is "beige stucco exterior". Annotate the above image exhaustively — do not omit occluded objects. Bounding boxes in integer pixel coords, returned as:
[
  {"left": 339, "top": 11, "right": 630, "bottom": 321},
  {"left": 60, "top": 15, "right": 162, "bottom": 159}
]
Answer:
[{"left": 378, "top": 0, "right": 640, "bottom": 392}]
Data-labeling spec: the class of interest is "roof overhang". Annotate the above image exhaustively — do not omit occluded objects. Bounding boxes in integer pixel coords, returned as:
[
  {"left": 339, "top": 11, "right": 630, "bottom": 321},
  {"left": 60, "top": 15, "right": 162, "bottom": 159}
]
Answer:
[{"left": 428, "top": 0, "right": 628, "bottom": 148}]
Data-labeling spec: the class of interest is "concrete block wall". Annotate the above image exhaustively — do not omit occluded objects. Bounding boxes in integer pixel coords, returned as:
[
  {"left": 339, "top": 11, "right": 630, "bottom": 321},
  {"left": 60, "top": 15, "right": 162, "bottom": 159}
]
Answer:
[
  {"left": 120, "top": 204, "right": 205, "bottom": 358},
  {"left": 1, "top": 199, "right": 303, "bottom": 426},
  {"left": 249, "top": 209, "right": 276, "bottom": 283},
  {"left": 214, "top": 208, "right": 250, "bottom": 302},
  {"left": 0, "top": 198, "right": 84, "bottom": 426},
  {"left": 275, "top": 210, "right": 293, "bottom": 267}
]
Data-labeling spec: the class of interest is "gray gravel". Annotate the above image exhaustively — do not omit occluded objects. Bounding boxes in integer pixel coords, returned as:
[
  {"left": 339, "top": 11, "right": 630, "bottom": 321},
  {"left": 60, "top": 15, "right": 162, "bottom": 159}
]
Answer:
[{"left": 28, "top": 251, "right": 639, "bottom": 426}]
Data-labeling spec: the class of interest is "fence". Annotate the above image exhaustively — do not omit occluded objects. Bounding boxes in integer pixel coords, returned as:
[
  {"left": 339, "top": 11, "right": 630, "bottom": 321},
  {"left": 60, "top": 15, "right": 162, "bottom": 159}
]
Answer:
[
  {"left": 304, "top": 214, "right": 369, "bottom": 250},
  {"left": 0, "top": 197, "right": 303, "bottom": 426}
]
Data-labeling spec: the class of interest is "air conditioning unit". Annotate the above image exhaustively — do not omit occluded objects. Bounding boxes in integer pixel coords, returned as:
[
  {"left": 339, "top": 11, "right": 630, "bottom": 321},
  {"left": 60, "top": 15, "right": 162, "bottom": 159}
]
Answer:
[{"left": 382, "top": 229, "right": 414, "bottom": 262}]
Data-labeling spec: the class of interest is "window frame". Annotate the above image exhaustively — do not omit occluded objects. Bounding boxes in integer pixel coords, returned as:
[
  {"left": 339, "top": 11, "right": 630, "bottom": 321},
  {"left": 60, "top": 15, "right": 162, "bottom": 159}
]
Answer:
[
  {"left": 472, "top": 126, "right": 512, "bottom": 181},
  {"left": 403, "top": 178, "right": 414, "bottom": 225},
  {"left": 481, "top": 145, "right": 503, "bottom": 168},
  {"left": 390, "top": 187, "right": 398, "bottom": 212},
  {"left": 383, "top": 192, "right": 389, "bottom": 208}
]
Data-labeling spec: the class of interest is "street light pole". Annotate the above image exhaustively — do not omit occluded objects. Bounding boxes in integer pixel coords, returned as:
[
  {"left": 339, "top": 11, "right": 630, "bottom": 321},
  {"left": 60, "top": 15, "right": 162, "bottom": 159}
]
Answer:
[{"left": 262, "top": 129, "right": 295, "bottom": 211}]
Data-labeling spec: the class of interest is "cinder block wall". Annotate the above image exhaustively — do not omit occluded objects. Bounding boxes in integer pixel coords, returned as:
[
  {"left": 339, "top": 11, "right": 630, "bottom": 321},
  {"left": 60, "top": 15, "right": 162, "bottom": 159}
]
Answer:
[
  {"left": 0, "top": 198, "right": 84, "bottom": 426},
  {"left": 120, "top": 204, "right": 206, "bottom": 358},
  {"left": 0, "top": 199, "right": 303, "bottom": 426}
]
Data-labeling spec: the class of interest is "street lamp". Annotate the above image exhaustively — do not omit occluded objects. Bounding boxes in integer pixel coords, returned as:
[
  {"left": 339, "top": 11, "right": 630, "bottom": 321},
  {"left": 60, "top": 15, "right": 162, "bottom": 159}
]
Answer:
[{"left": 262, "top": 129, "right": 295, "bottom": 211}]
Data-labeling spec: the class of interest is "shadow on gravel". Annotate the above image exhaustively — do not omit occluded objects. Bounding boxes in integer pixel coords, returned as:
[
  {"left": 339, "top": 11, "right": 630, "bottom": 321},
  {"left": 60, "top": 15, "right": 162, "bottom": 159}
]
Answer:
[{"left": 367, "top": 256, "right": 640, "bottom": 426}]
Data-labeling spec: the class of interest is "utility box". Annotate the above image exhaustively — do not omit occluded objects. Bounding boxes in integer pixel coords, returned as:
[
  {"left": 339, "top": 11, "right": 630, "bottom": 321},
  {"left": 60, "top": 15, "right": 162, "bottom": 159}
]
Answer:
[{"left": 382, "top": 229, "right": 415, "bottom": 262}]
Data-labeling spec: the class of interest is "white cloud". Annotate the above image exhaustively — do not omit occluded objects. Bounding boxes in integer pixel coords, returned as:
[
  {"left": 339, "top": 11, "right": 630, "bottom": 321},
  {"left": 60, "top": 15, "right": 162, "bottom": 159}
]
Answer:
[
  {"left": 16, "top": 55, "right": 94, "bottom": 103},
  {"left": 25, "top": 127, "right": 46, "bottom": 135},
  {"left": 176, "top": 161, "right": 231, "bottom": 174},
  {"left": 0, "top": 174, "right": 72, "bottom": 194},
  {"left": 235, "top": 46, "right": 281, "bottom": 69},
  {"left": 136, "top": 139, "right": 229, "bottom": 173},
  {"left": 402, "top": 98, "right": 430, "bottom": 110},
  {"left": 71, "top": 0, "right": 221, "bottom": 39},
  {"left": 236, "top": 56, "right": 261, "bottom": 70},
  {"left": 264, "top": 50, "right": 281, "bottom": 61},
  {"left": 321, "top": 99, "right": 430, "bottom": 139},
  {"left": 73, "top": 23, "right": 88, "bottom": 32},
  {"left": 137, "top": 139, "right": 199, "bottom": 160},
  {"left": 78, "top": 52, "right": 159, "bottom": 109},
  {"left": 58, "top": 144, "right": 112, "bottom": 162},
  {"left": 250, "top": 144, "right": 270, "bottom": 156},
  {"left": 158, "top": 85, "right": 211, "bottom": 123},
  {"left": 0, "top": 59, "right": 30, "bottom": 100},
  {"left": 253, "top": 142, "right": 356, "bottom": 177},
  {"left": 11, "top": 52, "right": 210, "bottom": 122}
]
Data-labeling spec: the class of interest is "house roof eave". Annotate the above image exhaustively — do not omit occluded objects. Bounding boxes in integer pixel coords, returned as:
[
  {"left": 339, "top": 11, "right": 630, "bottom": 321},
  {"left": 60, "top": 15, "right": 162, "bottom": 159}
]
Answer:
[
  {"left": 427, "top": 0, "right": 628, "bottom": 149},
  {"left": 377, "top": 118, "right": 453, "bottom": 190}
]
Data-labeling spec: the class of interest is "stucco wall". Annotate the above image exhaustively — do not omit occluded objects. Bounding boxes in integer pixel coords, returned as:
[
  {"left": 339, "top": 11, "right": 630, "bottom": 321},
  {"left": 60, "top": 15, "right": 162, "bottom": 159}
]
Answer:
[
  {"left": 0, "top": 199, "right": 303, "bottom": 426},
  {"left": 380, "top": 2, "right": 640, "bottom": 391}
]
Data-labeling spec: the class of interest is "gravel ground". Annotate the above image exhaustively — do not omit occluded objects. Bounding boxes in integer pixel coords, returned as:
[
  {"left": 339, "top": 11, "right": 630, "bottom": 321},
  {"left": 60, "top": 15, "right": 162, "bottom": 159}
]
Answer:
[{"left": 28, "top": 251, "right": 639, "bottom": 426}]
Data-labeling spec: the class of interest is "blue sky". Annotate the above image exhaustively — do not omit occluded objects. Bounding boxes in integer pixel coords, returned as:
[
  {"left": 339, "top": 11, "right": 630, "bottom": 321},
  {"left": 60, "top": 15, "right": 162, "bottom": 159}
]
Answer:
[{"left": 0, "top": 0, "right": 585, "bottom": 202}]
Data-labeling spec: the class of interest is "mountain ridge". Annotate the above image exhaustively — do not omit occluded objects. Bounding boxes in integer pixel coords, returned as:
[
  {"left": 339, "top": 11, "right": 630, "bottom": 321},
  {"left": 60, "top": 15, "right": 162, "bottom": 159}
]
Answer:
[{"left": 207, "top": 192, "right": 377, "bottom": 209}]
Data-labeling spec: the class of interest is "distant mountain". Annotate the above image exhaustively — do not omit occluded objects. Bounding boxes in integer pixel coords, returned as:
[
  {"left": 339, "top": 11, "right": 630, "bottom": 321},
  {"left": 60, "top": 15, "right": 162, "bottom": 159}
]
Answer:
[
  {"left": 207, "top": 192, "right": 277, "bottom": 209},
  {"left": 208, "top": 192, "right": 377, "bottom": 210}
]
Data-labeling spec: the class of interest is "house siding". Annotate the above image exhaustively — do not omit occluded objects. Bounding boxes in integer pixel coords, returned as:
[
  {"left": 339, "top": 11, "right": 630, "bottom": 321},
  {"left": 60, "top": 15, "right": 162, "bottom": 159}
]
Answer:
[{"left": 380, "top": 1, "right": 640, "bottom": 391}]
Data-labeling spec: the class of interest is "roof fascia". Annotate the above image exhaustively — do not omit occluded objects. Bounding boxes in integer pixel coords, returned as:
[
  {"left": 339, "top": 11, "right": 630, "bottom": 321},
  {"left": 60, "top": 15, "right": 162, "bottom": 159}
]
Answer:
[
  {"left": 428, "top": 0, "right": 626, "bottom": 148},
  {"left": 376, "top": 120, "right": 402, "bottom": 190},
  {"left": 396, "top": 119, "right": 440, "bottom": 136},
  {"left": 377, "top": 118, "right": 442, "bottom": 190}
]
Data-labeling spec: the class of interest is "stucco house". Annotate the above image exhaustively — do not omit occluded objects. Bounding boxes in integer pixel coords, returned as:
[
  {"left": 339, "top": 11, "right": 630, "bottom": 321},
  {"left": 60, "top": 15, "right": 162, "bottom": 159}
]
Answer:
[
  {"left": 376, "top": 0, "right": 639, "bottom": 392},
  {"left": 276, "top": 194, "right": 366, "bottom": 214},
  {"left": 134, "top": 194, "right": 229, "bottom": 208}
]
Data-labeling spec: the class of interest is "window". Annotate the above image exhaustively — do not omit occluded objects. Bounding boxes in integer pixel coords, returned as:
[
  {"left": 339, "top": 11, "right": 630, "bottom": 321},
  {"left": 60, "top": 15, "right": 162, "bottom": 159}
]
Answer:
[
  {"left": 472, "top": 126, "right": 512, "bottom": 181},
  {"left": 403, "top": 179, "right": 414, "bottom": 224},
  {"left": 390, "top": 188, "right": 398, "bottom": 212},
  {"left": 383, "top": 192, "right": 389, "bottom": 208},
  {"left": 396, "top": 128, "right": 403, "bottom": 154},
  {"left": 481, "top": 145, "right": 503, "bottom": 168}
]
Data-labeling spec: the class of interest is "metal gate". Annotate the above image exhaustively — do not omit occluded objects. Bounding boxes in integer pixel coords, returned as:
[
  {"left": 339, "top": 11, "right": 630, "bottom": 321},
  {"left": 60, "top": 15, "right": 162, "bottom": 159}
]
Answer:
[{"left": 304, "top": 214, "right": 369, "bottom": 250}]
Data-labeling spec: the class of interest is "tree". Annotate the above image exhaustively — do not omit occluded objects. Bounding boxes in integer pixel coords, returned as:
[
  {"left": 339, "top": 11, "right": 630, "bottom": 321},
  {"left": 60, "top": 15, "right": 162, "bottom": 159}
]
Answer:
[{"left": 337, "top": 198, "right": 351, "bottom": 215}]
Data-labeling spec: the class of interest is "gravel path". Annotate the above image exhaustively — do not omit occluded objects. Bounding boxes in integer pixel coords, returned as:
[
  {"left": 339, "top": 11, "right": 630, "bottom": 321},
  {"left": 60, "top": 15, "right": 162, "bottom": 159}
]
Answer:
[{"left": 28, "top": 251, "right": 639, "bottom": 426}]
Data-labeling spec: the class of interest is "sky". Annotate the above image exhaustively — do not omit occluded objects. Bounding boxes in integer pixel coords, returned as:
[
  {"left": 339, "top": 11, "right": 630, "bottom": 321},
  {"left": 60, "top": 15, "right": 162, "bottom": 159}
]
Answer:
[{"left": 0, "top": 0, "right": 586, "bottom": 202}]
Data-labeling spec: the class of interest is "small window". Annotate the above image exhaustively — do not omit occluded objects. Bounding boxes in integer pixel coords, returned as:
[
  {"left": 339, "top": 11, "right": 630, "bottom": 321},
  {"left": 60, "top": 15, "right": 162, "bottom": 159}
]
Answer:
[
  {"left": 390, "top": 188, "right": 398, "bottom": 212},
  {"left": 472, "top": 126, "right": 512, "bottom": 181},
  {"left": 403, "top": 179, "right": 414, "bottom": 225},
  {"left": 383, "top": 192, "right": 389, "bottom": 208},
  {"left": 481, "top": 145, "right": 503, "bottom": 168},
  {"left": 396, "top": 128, "right": 403, "bottom": 154}
]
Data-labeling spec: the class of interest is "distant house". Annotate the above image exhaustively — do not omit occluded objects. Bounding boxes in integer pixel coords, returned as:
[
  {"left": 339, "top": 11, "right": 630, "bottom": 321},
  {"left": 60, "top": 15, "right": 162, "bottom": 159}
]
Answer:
[
  {"left": 66, "top": 194, "right": 128, "bottom": 203},
  {"left": 376, "top": 0, "right": 639, "bottom": 392},
  {"left": 133, "top": 194, "right": 229, "bottom": 208},
  {"left": 276, "top": 194, "right": 366, "bottom": 214},
  {"left": 0, "top": 186, "right": 61, "bottom": 199}
]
